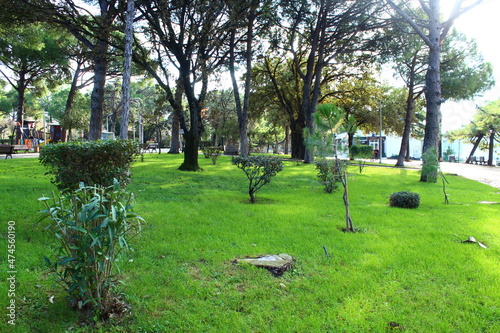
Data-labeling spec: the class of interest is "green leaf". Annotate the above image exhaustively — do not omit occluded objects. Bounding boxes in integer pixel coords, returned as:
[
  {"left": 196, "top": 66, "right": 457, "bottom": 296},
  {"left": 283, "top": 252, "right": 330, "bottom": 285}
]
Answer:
[
  {"left": 58, "top": 257, "right": 77, "bottom": 265},
  {"left": 43, "top": 256, "right": 52, "bottom": 266},
  {"left": 69, "top": 225, "right": 87, "bottom": 233}
]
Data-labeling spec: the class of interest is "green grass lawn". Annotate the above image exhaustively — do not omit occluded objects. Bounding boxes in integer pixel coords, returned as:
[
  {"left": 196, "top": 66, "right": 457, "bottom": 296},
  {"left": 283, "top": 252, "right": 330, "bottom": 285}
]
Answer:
[{"left": 1, "top": 154, "right": 499, "bottom": 332}]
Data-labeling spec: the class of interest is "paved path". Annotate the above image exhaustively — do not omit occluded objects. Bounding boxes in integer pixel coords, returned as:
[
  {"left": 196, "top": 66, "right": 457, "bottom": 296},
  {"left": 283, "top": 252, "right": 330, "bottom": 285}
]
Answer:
[
  {"left": 385, "top": 159, "right": 500, "bottom": 190},
  {"left": 5, "top": 152, "right": 500, "bottom": 190}
]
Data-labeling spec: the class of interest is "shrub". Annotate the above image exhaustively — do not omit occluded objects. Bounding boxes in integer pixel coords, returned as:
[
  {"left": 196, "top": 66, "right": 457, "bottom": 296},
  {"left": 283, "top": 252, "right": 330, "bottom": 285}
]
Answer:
[
  {"left": 350, "top": 145, "right": 373, "bottom": 159},
  {"left": 421, "top": 147, "right": 439, "bottom": 183},
  {"left": 38, "top": 181, "right": 143, "bottom": 319},
  {"left": 39, "top": 140, "right": 140, "bottom": 192},
  {"left": 389, "top": 191, "right": 420, "bottom": 209},
  {"left": 232, "top": 155, "right": 283, "bottom": 203},
  {"left": 350, "top": 145, "right": 373, "bottom": 173},
  {"left": 315, "top": 158, "right": 345, "bottom": 193},
  {"left": 202, "top": 146, "right": 223, "bottom": 165}
]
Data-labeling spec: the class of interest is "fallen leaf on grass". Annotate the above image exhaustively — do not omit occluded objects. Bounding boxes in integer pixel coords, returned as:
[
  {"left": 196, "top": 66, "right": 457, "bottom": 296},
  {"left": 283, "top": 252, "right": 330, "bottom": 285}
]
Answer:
[{"left": 454, "top": 235, "right": 488, "bottom": 249}]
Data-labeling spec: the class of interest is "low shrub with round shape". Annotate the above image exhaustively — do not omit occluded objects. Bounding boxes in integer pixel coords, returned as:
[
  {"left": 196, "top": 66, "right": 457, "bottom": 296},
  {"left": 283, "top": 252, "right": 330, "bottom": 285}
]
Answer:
[{"left": 389, "top": 191, "right": 420, "bottom": 209}]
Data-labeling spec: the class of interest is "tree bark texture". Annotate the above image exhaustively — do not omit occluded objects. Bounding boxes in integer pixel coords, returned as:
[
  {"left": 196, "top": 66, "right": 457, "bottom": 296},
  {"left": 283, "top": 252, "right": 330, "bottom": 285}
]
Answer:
[
  {"left": 342, "top": 171, "right": 354, "bottom": 232},
  {"left": 88, "top": 42, "right": 108, "bottom": 141},
  {"left": 420, "top": 2, "right": 442, "bottom": 181},
  {"left": 15, "top": 73, "right": 26, "bottom": 142},
  {"left": 120, "top": 0, "right": 135, "bottom": 140},
  {"left": 169, "top": 112, "right": 181, "bottom": 154},
  {"left": 63, "top": 60, "right": 84, "bottom": 141},
  {"left": 301, "top": 0, "right": 328, "bottom": 164},
  {"left": 290, "top": 120, "right": 306, "bottom": 160},
  {"left": 488, "top": 131, "right": 495, "bottom": 166},
  {"left": 178, "top": 130, "right": 200, "bottom": 171},
  {"left": 396, "top": 82, "right": 415, "bottom": 167}
]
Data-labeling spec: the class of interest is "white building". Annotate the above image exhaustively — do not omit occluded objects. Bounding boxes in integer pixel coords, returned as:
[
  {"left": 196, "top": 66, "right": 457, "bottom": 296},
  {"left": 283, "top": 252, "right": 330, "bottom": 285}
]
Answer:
[{"left": 337, "top": 131, "right": 498, "bottom": 164}]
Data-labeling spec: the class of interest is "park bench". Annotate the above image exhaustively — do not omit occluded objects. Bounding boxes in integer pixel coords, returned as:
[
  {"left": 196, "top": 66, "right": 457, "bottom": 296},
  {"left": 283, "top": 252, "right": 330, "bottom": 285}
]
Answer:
[
  {"left": 0, "top": 145, "right": 14, "bottom": 159},
  {"left": 13, "top": 145, "right": 29, "bottom": 153},
  {"left": 141, "top": 142, "right": 158, "bottom": 153},
  {"left": 469, "top": 156, "right": 477, "bottom": 164},
  {"left": 146, "top": 142, "right": 158, "bottom": 153},
  {"left": 478, "top": 156, "right": 486, "bottom": 165}
]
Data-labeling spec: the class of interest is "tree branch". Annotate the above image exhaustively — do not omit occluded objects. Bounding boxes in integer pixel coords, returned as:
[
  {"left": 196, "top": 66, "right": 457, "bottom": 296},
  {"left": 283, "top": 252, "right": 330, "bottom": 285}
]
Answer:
[{"left": 386, "top": 0, "right": 432, "bottom": 46}]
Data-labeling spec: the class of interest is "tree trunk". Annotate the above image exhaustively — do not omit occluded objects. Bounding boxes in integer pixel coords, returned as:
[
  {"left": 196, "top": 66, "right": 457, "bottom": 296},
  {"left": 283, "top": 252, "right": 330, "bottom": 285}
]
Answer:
[
  {"left": 419, "top": 2, "right": 442, "bottom": 182},
  {"left": 249, "top": 187, "right": 256, "bottom": 204},
  {"left": 178, "top": 130, "right": 200, "bottom": 171},
  {"left": 64, "top": 61, "right": 83, "bottom": 142},
  {"left": 178, "top": 66, "right": 203, "bottom": 171},
  {"left": 347, "top": 131, "right": 355, "bottom": 155},
  {"left": 405, "top": 140, "right": 410, "bottom": 161},
  {"left": 229, "top": 30, "right": 249, "bottom": 156},
  {"left": 240, "top": 5, "right": 256, "bottom": 156},
  {"left": 15, "top": 74, "right": 26, "bottom": 142},
  {"left": 228, "top": 0, "right": 255, "bottom": 157},
  {"left": 342, "top": 171, "right": 354, "bottom": 232},
  {"left": 169, "top": 113, "right": 181, "bottom": 153},
  {"left": 120, "top": 0, "right": 135, "bottom": 140},
  {"left": 396, "top": 84, "right": 415, "bottom": 167},
  {"left": 488, "top": 131, "right": 495, "bottom": 166},
  {"left": 284, "top": 125, "right": 289, "bottom": 155},
  {"left": 290, "top": 121, "right": 306, "bottom": 160},
  {"left": 302, "top": 0, "right": 329, "bottom": 164},
  {"left": 466, "top": 134, "right": 484, "bottom": 163},
  {"left": 88, "top": 39, "right": 108, "bottom": 141},
  {"left": 169, "top": 81, "right": 184, "bottom": 154},
  {"left": 157, "top": 125, "right": 162, "bottom": 154}
]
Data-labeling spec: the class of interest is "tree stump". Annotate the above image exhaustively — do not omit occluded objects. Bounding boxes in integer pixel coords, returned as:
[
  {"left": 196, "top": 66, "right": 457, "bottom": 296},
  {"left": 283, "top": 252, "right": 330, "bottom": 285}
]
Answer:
[{"left": 233, "top": 254, "right": 295, "bottom": 277}]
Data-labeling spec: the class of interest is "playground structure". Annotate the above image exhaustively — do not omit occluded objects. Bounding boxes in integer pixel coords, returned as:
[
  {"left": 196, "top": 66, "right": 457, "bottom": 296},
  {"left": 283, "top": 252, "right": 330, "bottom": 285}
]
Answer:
[{"left": 11, "top": 120, "right": 65, "bottom": 151}]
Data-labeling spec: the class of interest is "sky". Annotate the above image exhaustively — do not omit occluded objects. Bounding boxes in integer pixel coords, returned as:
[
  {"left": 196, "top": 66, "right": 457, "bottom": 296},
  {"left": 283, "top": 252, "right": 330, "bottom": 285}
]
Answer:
[{"left": 440, "top": 0, "right": 500, "bottom": 132}]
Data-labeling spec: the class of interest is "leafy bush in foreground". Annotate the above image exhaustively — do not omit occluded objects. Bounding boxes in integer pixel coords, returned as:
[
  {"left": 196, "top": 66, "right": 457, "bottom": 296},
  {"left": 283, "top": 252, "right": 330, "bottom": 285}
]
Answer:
[
  {"left": 39, "top": 140, "right": 140, "bottom": 192},
  {"left": 39, "top": 181, "right": 143, "bottom": 319},
  {"left": 232, "top": 155, "right": 283, "bottom": 203},
  {"left": 389, "top": 191, "right": 420, "bottom": 209}
]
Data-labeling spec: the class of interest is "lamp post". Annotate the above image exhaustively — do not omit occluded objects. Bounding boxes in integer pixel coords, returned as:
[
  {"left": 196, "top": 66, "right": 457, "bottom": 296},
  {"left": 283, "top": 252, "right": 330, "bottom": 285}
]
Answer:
[
  {"left": 43, "top": 111, "right": 47, "bottom": 143},
  {"left": 379, "top": 101, "right": 383, "bottom": 164},
  {"left": 138, "top": 111, "right": 143, "bottom": 143}
]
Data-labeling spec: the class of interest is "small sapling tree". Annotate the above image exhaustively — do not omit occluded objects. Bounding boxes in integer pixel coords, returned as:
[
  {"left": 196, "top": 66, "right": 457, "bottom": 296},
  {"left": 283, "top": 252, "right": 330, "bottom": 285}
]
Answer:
[
  {"left": 202, "top": 146, "right": 223, "bottom": 165},
  {"left": 306, "top": 104, "right": 345, "bottom": 193},
  {"left": 232, "top": 155, "right": 283, "bottom": 203},
  {"left": 305, "top": 103, "right": 356, "bottom": 232},
  {"left": 440, "top": 170, "right": 450, "bottom": 204}
]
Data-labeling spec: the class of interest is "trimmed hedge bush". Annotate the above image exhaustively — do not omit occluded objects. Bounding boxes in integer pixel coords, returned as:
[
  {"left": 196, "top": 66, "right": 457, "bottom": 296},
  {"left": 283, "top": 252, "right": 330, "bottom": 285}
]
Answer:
[
  {"left": 350, "top": 145, "right": 373, "bottom": 159},
  {"left": 389, "top": 191, "right": 420, "bottom": 209},
  {"left": 39, "top": 140, "right": 140, "bottom": 192}
]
